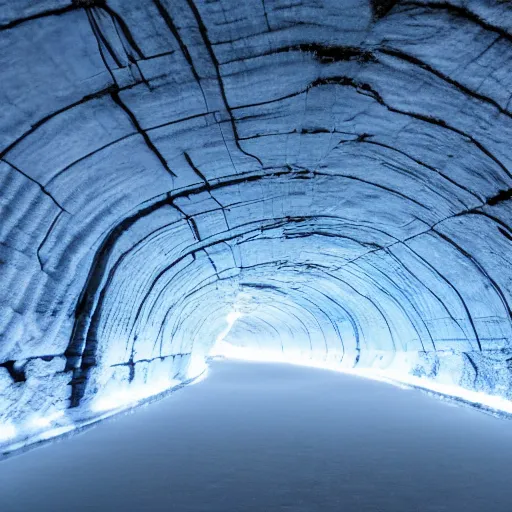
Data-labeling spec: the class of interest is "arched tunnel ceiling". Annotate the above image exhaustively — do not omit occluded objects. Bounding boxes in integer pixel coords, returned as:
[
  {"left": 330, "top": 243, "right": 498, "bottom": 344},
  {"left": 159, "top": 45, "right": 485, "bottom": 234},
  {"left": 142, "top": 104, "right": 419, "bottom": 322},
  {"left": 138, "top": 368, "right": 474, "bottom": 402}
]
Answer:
[{"left": 1, "top": 0, "right": 512, "bottom": 446}]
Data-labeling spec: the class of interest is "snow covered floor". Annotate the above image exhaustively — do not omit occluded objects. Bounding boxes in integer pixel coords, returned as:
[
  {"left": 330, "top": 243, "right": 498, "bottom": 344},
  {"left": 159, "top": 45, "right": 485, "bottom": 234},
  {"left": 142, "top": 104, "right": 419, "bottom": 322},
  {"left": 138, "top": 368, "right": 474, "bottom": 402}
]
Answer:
[{"left": 1, "top": 360, "right": 512, "bottom": 512}]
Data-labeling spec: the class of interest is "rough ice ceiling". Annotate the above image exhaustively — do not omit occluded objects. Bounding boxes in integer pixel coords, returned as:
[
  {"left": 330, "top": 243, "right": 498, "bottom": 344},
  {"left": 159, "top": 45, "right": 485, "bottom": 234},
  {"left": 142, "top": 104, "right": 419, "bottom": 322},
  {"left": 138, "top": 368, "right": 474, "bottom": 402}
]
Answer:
[{"left": 1, "top": 0, "right": 512, "bottom": 448}]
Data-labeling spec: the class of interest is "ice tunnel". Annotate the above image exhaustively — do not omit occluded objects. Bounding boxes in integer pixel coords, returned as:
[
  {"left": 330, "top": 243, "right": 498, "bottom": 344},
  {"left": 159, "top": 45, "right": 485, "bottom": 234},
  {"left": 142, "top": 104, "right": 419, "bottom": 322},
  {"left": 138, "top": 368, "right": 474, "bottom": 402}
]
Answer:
[{"left": 1, "top": 0, "right": 512, "bottom": 451}]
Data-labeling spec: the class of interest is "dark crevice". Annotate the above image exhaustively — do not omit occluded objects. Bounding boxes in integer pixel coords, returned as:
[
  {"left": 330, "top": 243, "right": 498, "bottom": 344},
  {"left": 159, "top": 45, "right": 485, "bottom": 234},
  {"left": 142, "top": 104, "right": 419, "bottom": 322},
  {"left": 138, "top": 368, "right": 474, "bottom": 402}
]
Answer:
[
  {"left": 204, "top": 248, "right": 219, "bottom": 275},
  {"left": 378, "top": 47, "right": 512, "bottom": 119},
  {"left": 220, "top": 43, "right": 376, "bottom": 65},
  {"left": 152, "top": 0, "right": 209, "bottom": 109},
  {"left": 142, "top": 49, "right": 176, "bottom": 61},
  {"left": 171, "top": 201, "right": 201, "bottom": 241},
  {"left": 261, "top": 0, "right": 271, "bottom": 31},
  {"left": 101, "top": 4, "right": 145, "bottom": 60},
  {"left": 88, "top": 8, "right": 123, "bottom": 69},
  {"left": 148, "top": 111, "right": 216, "bottom": 133},
  {"left": 2, "top": 159, "right": 67, "bottom": 212},
  {"left": 371, "top": 0, "right": 398, "bottom": 19},
  {"left": 269, "top": 43, "right": 375, "bottom": 64},
  {"left": 295, "top": 44, "right": 375, "bottom": 63},
  {"left": 402, "top": 1, "right": 512, "bottom": 45},
  {"left": 486, "top": 188, "right": 512, "bottom": 206},
  {"left": 86, "top": 9, "right": 119, "bottom": 88},
  {"left": 183, "top": 151, "right": 231, "bottom": 228},
  {"left": 184, "top": 151, "right": 209, "bottom": 185},
  {"left": 111, "top": 353, "right": 191, "bottom": 368},
  {"left": 0, "top": 84, "right": 120, "bottom": 160},
  {"left": 72, "top": 0, "right": 106, "bottom": 6},
  {"left": 110, "top": 90, "right": 177, "bottom": 177},
  {"left": 498, "top": 227, "right": 512, "bottom": 242},
  {"left": 103, "top": 9, "right": 150, "bottom": 88},
  {"left": 36, "top": 210, "right": 65, "bottom": 272},
  {"left": 301, "top": 128, "right": 331, "bottom": 134},
  {"left": 0, "top": 361, "right": 26, "bottom": 383},
  {"left": 284, "top": 230, "right": 381, "bottom": 250},
  {"left": 0, "top": 4, "right": 77, "bottom": 31},
  {"left": 241, "top": 282, "right": 284, "bottom": 292},
  {"left": 188, "top": 217, "right": 201, "bottom": 241},
  {"left": 184, "top": 0, "right": 264, "bottom": 167}
]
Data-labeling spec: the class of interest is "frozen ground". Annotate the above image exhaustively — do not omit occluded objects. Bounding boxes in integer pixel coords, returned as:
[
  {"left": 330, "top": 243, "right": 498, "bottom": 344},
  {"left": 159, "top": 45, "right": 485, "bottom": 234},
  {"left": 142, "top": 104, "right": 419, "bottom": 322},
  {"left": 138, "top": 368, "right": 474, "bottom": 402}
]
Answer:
[{"left": 1, "top": 360, "right": 512, "bottom": 512}]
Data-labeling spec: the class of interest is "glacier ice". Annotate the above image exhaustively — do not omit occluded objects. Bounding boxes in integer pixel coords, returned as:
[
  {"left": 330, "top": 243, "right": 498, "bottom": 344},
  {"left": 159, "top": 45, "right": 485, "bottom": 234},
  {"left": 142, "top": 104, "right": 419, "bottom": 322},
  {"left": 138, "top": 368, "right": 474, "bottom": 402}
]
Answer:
[{"left": 1, "top": 0, "right": 512, "bottom": 452}]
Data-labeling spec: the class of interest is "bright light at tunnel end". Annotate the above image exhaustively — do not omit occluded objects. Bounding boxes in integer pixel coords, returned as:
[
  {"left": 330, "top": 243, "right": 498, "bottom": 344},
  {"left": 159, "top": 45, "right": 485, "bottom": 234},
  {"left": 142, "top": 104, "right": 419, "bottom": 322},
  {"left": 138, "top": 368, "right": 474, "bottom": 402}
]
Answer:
[{"left": 209, "top": 310, "right": 243, "bottom": 358}]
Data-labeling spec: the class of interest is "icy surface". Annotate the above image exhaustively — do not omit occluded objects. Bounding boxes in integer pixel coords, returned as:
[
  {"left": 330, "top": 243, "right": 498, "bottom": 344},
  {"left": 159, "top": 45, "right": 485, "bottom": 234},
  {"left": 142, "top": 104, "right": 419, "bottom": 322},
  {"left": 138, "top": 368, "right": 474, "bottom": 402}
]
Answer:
[
  {"left": 1, "top": 0, "right": 512, "bottom": 447},
  {"left": 1, "top": 361, "right": 512, "bottom": 512}
]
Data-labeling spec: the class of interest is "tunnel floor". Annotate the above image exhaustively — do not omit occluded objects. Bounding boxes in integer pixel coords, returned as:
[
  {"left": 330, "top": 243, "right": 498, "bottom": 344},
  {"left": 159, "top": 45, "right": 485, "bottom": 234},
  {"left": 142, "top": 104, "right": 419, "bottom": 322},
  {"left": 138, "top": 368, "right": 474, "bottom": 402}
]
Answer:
[{"left": 1, "top": 360, "right": 512, "bottom": 512}]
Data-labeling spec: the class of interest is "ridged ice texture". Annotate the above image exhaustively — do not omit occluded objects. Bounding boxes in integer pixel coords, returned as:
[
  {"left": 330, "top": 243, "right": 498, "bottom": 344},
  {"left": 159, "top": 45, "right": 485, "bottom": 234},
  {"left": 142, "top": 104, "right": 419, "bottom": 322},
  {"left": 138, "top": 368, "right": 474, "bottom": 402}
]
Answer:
[{"left": 1, "top": 0, "right": 512, "bottom": 440}]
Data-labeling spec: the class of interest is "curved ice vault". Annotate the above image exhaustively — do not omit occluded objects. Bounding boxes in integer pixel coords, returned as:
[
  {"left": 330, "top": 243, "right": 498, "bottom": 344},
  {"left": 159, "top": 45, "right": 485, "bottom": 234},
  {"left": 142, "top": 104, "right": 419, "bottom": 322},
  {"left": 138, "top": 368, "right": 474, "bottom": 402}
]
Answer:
[{"left": 1, "top": 0, "right": 512, "bottom": 451}]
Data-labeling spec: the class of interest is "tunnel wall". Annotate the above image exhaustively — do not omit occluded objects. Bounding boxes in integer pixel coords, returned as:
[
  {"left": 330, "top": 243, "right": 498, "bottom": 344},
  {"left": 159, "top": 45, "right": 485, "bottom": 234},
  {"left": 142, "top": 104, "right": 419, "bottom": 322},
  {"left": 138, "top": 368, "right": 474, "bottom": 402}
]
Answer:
[{"left": 1, "top": 0, "right": 512, "bottom": 448}]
